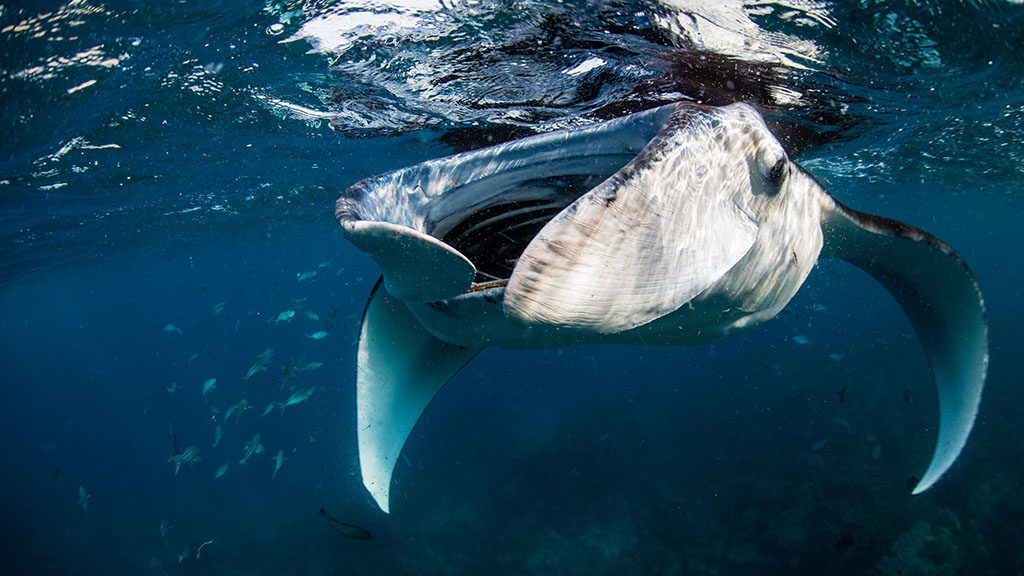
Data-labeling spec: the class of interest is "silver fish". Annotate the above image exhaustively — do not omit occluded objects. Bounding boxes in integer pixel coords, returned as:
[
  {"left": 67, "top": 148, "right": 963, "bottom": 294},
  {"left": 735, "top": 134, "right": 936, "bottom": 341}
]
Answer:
[
  {"left": 159, "top": 519, "right": 173, "bottom": 541},
  {"left": 225, "top": 399, "right": 250, "bottom": 424},
  {"left": 279, "top": 385, "right": 316, "bottom": 413},
  {"left": 168, "top": 446, "right": 201, "bottom": 475},
  {"left": 214, "top": 463, "right": 230, "bottom": 479},
  {"left": 272, "top": 449, "right": 284, "bottom": 479},
  {"left": 196, "top": 539, "right": 214, "bottom": 559},
  {"left": 240, "top": 434, "right": 264, "bottom": 465},
  {"left": 244, "top": 348, "right": 274, "bottom": 382},
  {"left": 77, "top": 485, "right": 91, "bottom": 511}
]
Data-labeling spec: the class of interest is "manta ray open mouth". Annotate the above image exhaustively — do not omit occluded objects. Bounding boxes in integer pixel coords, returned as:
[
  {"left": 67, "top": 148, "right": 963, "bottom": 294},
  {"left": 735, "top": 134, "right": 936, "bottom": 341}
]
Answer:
[{"left": 336, "top": 105, "right": 677, "bottom": 290}]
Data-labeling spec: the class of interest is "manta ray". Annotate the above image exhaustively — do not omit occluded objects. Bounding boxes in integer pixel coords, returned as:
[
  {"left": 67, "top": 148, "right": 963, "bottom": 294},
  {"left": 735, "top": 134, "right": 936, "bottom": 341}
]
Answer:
[{"left": 335, "top": 102, "right": 987, "bottom": 513}]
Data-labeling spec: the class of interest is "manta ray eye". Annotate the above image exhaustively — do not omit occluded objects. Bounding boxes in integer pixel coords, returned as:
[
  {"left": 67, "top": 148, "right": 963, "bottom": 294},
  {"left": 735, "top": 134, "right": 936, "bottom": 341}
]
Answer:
[{"left": 768, "top": 158, "right": 788, "bottom": 186}]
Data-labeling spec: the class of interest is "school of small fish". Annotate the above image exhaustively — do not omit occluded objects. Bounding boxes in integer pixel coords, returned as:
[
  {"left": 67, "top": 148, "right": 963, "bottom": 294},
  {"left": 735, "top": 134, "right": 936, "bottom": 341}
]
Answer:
[{"left": 145, "top": 263, "right": 366, "bottom": 562}]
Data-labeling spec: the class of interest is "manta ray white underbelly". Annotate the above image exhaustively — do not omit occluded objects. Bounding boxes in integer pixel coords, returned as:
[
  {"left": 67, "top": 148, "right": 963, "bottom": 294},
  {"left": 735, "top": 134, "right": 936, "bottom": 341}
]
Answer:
[{"left": 336, "top": 102, "right": 987, "bottom": 514}]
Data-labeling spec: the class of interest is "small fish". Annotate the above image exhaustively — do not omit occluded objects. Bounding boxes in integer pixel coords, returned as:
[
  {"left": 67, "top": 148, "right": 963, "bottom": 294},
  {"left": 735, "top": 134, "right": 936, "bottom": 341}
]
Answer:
[
  {"left": 303, "top": 310, "right": 321, "bottom": 321},
  {"left": 78, "top": 485, "right": 91, "bottom": 511},
  {"left": 295, "top": 361, "right": 323, "bottom": 372},
  {"left": 176, "top": 545, "right": 192, "bottom": 564},
  {"left": 828, "top": 353, "right": 844, "bottom": 362},
  {"left": 871, "top": 445, "right": 882, "bottom": 459},
  {"left": 792, "top": 334, "right": 810, "bottom": 346},
  {"left": 318, "top": 260, "right": 332, "bottom": 269},
  {"left": 163, "top": 324, "right": 182, "bottom": 335},
  {"left": 297, "top": 270, "right": 318, "bottom": 282},
  {"left": 240, "top": 434, "right": 265, "bottom": 465},
  {"left": 196, "top": 539, "right": 214, "bottom": 559},
  {"left": 261, "top": 402, "right": 278, "bottom": 417},
  {"left": 273, "top": 310, "right": 296, "bottom": 324},
  {"left": 166, "top": 382, "right": 180, "bottom": 394},
  {"left": 306, "top": 331, "right": 329, "bottom": 340},
  {"left": 244, "top": 348, "right": 274, "bottom": 382},
  {"left": 159, "top": 520, "right": 175, "bottom": 552},
  {"left": 279, "top": 385, "right": 316, "bottom": 413},
  {"left": 811, "top": 438, "right": 828, "bottom": 451},
  {"left": 319, "top": 507, "right": 372, "bottom": 540},
  {"left": 838, "top": 384, "right": 848, "bottom": 404},
  {"left": 212, "top": 423, "right": 223, "bottom": 448},
  {"left": 168, "top": 446, "right": 201, "bottom": 474},
  {"left": 202, "top": 378, "right": 217, "bottom": 397},
  {"left": 274, "top": 359, "right": 295, "bottom": 389},
  {"left": 225, "top": 399, "right": 250, "bottom": 424},
  {"left": 214, "top": 463, "right": 230, "bottom": 479},
  {"left": 272, "top": 449, "right": 284, "bottom": 479},
  {"left": 212, "top": 302, "right": 226, "bottom": 314}
]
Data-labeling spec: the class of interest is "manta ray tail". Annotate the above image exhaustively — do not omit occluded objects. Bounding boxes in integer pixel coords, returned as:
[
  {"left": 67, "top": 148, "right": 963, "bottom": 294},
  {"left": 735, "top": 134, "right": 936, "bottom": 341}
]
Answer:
[
  {"left": 356, "top": 278, "right": 479, "bottom": 513},
  {"left": 820, "top": 195, "right": 987, "bottom": 494}
]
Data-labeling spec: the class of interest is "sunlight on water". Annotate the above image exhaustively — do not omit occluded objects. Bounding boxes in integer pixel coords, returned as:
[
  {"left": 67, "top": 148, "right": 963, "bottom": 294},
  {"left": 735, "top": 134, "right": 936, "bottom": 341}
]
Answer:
[{"left": 651, "top": 0, "right": 834, "bottom": 67}]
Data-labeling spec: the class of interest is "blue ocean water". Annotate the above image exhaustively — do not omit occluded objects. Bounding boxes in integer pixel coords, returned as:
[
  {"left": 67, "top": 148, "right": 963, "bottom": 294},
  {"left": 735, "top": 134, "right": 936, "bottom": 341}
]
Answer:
[{"left": 2, "top": 1, "right": 1023, "bottom": 574}]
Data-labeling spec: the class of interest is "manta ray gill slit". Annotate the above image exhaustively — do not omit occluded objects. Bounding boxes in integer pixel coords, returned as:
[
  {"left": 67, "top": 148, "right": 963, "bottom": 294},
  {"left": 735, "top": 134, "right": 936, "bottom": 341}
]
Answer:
[{"left": 436, "top": 174, "right": 611, "bottom": 281}]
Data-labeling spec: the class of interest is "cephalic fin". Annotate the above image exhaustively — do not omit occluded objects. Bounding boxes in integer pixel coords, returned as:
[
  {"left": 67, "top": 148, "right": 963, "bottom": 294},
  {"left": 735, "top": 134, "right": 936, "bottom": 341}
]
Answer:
[
  {"left": 356, "top": 279, "right": 479, "bottom": 513},
  {"left": 342, "top": 221, "right": 476, "bottom": 302},
  {"left": 821, "top": 195, "right": 987, "bottom": 494}
]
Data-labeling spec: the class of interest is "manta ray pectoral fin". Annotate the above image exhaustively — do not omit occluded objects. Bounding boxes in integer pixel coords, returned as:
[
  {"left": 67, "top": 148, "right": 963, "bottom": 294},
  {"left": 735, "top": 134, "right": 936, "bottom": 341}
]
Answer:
[
  {"left": 342, "top": 221, "right": 476, "bottom": 302},
  {"left": 356, "top": 279, "right": 479, "bottom": 513},
  {"left": 821, "top": 197, "right": 987, "bottom": 494}
]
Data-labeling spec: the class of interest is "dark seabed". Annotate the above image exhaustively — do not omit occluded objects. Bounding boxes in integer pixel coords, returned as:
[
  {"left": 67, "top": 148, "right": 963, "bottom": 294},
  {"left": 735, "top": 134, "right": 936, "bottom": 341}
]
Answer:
[{"left": 2, "top": 1, "right": 1023, "bottom": 574}]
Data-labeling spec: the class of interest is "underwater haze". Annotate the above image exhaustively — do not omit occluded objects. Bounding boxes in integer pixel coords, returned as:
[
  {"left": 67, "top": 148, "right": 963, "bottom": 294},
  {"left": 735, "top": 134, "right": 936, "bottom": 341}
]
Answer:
[{"left": 2, "top": 1, "right": 1023, "bottom": 574}]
